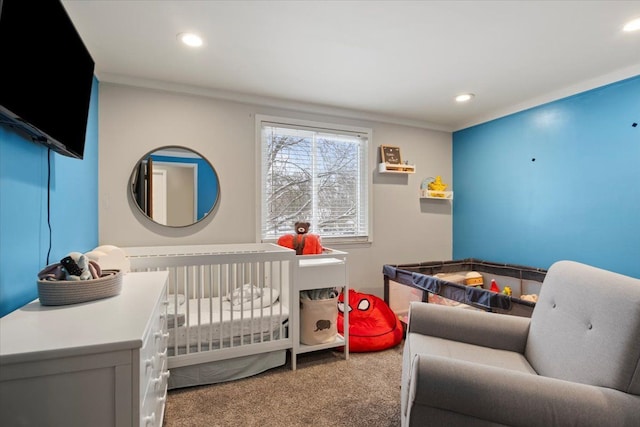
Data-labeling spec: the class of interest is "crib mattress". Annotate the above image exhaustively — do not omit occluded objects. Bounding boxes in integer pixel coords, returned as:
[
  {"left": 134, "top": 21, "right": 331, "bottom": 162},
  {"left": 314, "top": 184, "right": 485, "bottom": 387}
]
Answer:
[{"left": 168, "top": 297, "right": 289, "bottom": 349}]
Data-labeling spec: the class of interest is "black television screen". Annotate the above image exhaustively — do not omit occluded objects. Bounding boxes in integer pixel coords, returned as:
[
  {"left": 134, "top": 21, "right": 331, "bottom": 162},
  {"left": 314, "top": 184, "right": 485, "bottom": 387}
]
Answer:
[{"left": 0, "top": 0, "right": 95, "bottom": 159}]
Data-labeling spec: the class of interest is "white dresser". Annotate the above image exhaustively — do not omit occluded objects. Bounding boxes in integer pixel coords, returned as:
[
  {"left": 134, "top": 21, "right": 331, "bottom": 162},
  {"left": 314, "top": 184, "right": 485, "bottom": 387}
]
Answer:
[{"left": 0, "top": 271, "right": 169, "bottom": 427}]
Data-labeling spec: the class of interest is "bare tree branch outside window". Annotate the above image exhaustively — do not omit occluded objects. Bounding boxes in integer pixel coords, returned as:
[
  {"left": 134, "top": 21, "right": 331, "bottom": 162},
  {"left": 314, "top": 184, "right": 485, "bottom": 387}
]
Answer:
[{"left": 262, "top": 125, "right": 368, "bottom": 240}]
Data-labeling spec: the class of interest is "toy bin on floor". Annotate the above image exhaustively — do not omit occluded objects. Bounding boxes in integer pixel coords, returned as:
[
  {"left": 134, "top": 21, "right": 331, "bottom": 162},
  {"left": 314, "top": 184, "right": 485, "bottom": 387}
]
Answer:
[{"left": 300, "top": 294, "right": 338, "bottom": 345}]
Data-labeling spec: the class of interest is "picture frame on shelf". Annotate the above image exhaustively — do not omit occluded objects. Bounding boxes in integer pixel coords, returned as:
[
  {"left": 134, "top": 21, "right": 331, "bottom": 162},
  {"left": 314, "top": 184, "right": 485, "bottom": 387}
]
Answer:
[{"left": 380, "top": 145, "right": 402, "bottom": 164}]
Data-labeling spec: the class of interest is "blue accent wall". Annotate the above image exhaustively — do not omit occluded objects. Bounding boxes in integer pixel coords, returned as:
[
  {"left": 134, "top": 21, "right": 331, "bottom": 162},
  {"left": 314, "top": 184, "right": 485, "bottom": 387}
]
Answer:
[
  {"left": 453, "top": 75, "right": 640, "bottom": 278},
  {"left": 0, "top": 78, "right": 99, "bottom": 317}
]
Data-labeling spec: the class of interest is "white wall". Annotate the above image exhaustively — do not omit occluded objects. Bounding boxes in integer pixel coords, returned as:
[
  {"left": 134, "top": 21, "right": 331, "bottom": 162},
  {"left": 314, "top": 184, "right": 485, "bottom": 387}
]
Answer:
[{"left": 99, "top": 83, "right": 452, "bottom": 296}]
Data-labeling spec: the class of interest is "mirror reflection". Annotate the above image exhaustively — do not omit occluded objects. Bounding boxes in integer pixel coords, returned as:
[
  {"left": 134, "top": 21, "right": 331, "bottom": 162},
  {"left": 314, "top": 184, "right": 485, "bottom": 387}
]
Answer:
[{"left": 129, "top": 146, "right": 220, "bottom": 227}]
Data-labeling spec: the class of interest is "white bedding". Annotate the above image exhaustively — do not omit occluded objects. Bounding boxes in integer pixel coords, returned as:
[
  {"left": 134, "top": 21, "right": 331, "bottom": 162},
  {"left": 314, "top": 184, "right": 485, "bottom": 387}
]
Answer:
[
  {"left": 224, "top": 284, "right": 280, "bottom": 310},
  {"left": 167, "top": 291, "right": 288, "bottom": 349}
]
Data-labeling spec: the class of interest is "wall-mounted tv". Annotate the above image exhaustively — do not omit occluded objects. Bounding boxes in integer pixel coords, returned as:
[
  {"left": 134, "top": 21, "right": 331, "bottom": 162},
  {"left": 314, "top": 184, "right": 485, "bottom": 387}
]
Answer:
[{"left": 0, "top": 0, "right": 95, "bottom": 159}]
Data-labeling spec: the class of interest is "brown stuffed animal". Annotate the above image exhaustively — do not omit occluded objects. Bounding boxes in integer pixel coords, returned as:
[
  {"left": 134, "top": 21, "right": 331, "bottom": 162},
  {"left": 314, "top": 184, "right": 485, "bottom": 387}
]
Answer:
[{"left": 277, "top": 222, "right": 323, "bottom": 255}]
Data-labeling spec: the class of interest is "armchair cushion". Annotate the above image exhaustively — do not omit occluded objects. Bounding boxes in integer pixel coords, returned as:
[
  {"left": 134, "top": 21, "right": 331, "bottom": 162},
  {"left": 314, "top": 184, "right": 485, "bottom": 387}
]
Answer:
[{"left": 407, "top": 302, "right": 531, "bottom": 353}]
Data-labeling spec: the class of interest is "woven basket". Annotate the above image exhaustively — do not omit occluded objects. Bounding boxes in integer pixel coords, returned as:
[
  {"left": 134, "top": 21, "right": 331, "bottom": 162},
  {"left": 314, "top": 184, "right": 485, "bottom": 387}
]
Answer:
[{"left": 37, "top": 270, "right": 123, "bottom": 306}]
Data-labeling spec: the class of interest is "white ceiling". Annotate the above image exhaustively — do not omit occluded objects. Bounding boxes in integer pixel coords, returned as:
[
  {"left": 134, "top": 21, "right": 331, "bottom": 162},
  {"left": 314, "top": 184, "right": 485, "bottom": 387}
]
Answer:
[{"left": 62, "top": 1, "right": 640, "bottom": 132}]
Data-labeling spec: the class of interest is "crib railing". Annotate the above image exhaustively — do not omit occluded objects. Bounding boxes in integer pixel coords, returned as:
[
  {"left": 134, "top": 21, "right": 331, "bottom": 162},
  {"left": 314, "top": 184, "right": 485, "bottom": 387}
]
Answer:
[{"left": 125, "top": 243, "right": 295, "bottom": 369}]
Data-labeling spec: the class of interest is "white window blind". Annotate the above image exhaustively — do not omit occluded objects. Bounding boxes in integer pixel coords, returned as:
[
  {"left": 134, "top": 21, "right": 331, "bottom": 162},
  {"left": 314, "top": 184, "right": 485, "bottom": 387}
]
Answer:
[{"left": 258, "top": 117, "right": 370, "bottom": 243}]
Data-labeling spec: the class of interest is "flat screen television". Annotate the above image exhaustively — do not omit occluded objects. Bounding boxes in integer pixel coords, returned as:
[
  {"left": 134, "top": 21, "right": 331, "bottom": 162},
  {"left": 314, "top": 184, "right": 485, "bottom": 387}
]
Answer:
[{"left": 0, "top": 0, "right": 95, "bottom": 159}]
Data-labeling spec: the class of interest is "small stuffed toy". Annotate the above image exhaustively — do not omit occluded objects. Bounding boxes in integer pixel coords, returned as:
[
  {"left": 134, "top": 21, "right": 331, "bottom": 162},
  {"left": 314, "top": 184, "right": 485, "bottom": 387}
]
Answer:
[
  {"left": 39, "top": 252, "right": 101, "bottom": 281},
  {"left": 277, "top": 221, "right": 323, "bottom": 255},
  {"left": 60, "top": 252, "right": 94, "bottom": 280}
]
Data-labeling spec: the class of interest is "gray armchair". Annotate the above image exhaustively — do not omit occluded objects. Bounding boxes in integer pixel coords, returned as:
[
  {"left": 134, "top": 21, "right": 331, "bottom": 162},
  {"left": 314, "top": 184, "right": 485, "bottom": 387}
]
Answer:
[{"left": 401, "top": 260, "right": 640, "bottom": 427}]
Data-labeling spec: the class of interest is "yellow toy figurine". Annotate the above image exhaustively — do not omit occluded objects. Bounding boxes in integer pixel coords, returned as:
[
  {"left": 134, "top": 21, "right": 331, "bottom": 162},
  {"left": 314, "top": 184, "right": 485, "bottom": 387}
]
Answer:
[
  {"left": 427, "top": 176, "right": 448, "bottom": 197},
  {"left": 502, "top": 286, "right": 512, "bottom": 296}
]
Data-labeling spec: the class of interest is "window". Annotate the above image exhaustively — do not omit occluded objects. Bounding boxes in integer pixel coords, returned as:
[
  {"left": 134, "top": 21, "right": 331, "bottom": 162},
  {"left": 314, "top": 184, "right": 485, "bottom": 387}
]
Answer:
[{"left": 257, "top": 115, "right": 371, "bottom": 244}]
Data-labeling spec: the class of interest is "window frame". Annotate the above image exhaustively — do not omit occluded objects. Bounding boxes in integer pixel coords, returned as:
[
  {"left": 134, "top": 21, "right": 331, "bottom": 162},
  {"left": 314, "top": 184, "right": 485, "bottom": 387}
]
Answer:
[{"left": 255, "top": 114, "right": 373, "bottom": 246}]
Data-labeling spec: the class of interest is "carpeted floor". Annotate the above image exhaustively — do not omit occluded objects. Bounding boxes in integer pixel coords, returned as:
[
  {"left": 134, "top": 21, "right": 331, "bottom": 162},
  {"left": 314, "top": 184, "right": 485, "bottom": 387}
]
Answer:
[{"left": 163, "top": 343, "right": 404, "bottom": 427}]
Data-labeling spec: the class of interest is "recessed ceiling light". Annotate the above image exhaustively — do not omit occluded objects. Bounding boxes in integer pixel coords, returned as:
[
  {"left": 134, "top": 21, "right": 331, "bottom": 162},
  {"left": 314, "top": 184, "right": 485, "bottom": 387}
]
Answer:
[
  {"left": 178, "top": 32, "right": 203, "bottom": 47},
  {"left": 455, "top": 93, "right": 475, "bottom": 103},
  {"left": 623, "top": 18, "right": 640, "bottom": 32}
]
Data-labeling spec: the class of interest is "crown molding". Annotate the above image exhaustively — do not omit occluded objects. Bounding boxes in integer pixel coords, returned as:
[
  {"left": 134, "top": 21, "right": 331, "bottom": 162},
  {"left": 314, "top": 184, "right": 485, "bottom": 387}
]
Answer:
[{"left": 97, "top": 73, "right": 453, "bottom": 133}]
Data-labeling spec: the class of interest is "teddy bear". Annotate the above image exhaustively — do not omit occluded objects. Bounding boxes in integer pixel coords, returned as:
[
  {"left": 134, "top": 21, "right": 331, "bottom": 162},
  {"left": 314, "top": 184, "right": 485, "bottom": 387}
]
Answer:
[{"left": 277, "top": 221, "right": 323, "bottom": 255}]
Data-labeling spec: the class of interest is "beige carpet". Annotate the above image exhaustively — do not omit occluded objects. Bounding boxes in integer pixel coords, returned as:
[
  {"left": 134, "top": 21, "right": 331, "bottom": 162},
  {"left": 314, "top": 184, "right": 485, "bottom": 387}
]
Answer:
[{"left": 163, "top": 343, "right": 404, "bottom": 427}]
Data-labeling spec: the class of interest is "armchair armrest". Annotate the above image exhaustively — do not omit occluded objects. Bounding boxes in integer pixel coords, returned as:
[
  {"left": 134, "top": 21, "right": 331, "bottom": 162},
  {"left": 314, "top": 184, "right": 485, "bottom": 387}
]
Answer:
[
  {"left": 407, "top": 301, "right": 530, "bottom": 353},
  {"left": 408, "top": 354, "right": 640, "bottom": 427}
]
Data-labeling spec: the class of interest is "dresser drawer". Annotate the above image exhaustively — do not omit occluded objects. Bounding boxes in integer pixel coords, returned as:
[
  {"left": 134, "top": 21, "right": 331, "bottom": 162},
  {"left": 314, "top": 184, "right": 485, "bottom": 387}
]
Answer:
[
  {"left": 297, "top": 257, "right": 347, "bottom": 290},
  {"left": 140, "top": 287, "right": 169, "bottom": 427},
  {"left": 141, "top": 358, "right": 169, "bottom": 427},
  {"left": 140, "top": 331, "right": 167, "bottom": 391}
]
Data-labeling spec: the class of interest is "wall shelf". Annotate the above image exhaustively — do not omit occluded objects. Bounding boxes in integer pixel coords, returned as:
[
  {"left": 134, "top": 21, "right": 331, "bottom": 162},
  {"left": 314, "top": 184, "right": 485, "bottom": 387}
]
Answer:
[
  {"left": 378, "top": 162, "right": 416, "bottom": 174},
  {"left": 420, "top": 189, "right": 453, "bottom": 200}
]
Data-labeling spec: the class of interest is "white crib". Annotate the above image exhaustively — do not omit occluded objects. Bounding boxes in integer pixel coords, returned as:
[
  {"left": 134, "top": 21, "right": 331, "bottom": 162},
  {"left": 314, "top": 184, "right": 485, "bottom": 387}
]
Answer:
[{"left": 124, "top": 243, "right": 296, "bottom": 389}]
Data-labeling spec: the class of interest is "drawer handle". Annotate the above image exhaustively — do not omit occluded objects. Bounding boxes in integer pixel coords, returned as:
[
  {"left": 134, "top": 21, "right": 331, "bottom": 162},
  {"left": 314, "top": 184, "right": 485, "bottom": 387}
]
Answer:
[
  {"left": 152, "top": 370, "right": 169, "bottom": 386},
  {"left": 145, "top": 356, "right": 156, "bottom": 370},
  {"left": 157, "top": 349, "right": 168, "bottom": 359},
  {"left": 158, "top": 390, "right": 168, "bottom": 404},
  {"left": 144, "top": 412, "right": 156, "bottom": 426}
]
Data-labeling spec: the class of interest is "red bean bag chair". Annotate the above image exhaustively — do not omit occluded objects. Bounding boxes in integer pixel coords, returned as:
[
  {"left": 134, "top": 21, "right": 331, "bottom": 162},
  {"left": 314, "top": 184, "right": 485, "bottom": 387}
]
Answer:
[{"left": 337, "top": 289, "right": 403, "bottom": 352}]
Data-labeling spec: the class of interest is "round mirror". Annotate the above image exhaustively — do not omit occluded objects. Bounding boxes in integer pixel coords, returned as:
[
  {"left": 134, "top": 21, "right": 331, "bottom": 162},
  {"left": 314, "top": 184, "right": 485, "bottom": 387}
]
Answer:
[{"left": 129, "top": 146, "right": 220, "bottom": 227}]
